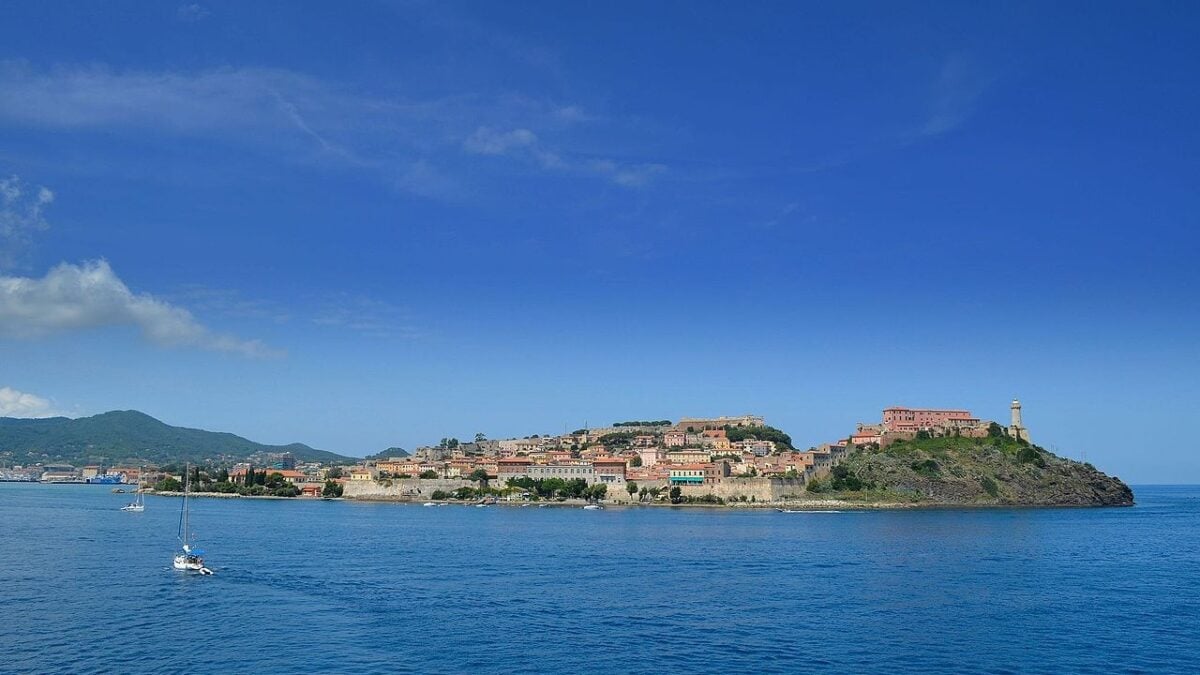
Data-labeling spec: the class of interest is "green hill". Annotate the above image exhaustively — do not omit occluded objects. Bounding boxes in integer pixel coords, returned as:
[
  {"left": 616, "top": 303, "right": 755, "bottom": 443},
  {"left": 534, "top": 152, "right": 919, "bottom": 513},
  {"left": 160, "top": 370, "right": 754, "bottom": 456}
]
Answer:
[
  {"left": 0, "top": 410, "right": 355, "bottom": 467},
  {"left": 808, "top": 431, "right": 1133, "bottom": 506},
  {"left": 365, "top": 446, "right": 410, "bottom": 460}
]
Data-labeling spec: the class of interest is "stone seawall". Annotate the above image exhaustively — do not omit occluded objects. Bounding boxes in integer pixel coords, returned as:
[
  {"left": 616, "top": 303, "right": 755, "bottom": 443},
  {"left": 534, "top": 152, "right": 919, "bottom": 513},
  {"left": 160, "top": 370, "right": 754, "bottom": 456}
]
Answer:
[
  {"left": 680, "top": 477, "right": 808, "bottom": 503},
  {"left": 343, "top": 478, "right": 476, "bottom": 500}
]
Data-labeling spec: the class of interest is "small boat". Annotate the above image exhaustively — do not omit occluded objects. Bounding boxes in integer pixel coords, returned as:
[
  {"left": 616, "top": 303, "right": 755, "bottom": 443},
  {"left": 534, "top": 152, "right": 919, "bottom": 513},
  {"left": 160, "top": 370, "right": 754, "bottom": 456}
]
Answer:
[
  {"left": 121, "top": 489, "right": 145, "bottom": 512},
  {"left": 423, "top": 502, "right": 436, "bottom": 507},
  {"left": 172, "top": 464, "right": 213, "bottom": 575},
  {"left": 583, "top": 504, "right": 603, "bottom": 510}
]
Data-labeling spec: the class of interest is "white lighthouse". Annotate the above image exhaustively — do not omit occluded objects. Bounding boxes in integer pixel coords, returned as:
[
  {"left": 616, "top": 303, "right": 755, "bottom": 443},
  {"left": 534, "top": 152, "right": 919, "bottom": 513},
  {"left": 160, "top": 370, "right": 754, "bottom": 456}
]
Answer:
[{"left": 1008, "top": 398, "right": 1030, "bottom": 443}]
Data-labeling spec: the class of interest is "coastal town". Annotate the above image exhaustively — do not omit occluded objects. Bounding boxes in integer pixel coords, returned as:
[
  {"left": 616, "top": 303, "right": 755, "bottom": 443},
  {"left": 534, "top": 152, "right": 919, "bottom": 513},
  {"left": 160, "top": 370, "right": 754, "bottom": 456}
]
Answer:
[{"left": 1, "top": 401, "right": 1036, "bottom": 506}]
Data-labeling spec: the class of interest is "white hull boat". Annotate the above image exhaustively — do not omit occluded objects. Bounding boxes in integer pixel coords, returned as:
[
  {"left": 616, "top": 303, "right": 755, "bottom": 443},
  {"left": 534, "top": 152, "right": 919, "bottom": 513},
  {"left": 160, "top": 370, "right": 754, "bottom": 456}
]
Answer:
[
  {"left": 121, "top": 487, "right": 145, "bottom": 512},
  {"left": 173, "top": 464, "right": 213, "bottom": 575}
]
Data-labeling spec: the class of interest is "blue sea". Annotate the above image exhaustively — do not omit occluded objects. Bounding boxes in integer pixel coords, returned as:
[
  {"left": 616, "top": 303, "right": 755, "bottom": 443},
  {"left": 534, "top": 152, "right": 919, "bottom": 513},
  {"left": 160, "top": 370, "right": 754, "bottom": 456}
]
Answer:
[{"left": 1, "top": 484, "right": 1197, "bottom": 674}]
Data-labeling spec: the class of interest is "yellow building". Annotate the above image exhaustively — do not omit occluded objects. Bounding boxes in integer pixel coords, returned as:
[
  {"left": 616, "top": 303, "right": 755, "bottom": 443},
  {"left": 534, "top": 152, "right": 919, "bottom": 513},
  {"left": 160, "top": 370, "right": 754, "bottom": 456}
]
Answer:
[{"left": 667, "top": 449, "right": 711, "bottom": 464}]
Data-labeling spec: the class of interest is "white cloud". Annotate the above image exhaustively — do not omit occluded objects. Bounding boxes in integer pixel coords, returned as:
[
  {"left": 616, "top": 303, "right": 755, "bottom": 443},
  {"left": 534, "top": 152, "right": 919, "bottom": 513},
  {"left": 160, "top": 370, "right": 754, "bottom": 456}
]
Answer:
[
  {"left": 0, "top": 61, "right": 667, "bottom": 193},
  {"left": 0, "top": 61, "right": 368, "bottom": 166},
  {"left": 586, "top": 158, "right": 667, "bottom": 187},
  {"left": 551, "top": 105, "right": 591, "bottom": 123},
  {"left": 0, "top": 386, "right": 66, "bottom": 418},
  {"left": 0, "top": 260, "right": 281, "bottom": 358},
  {"left": 177, "top": 3, "right": 210, "bottom": 22},
  {"left": 311, "top": 293, "right": 420, "bottom": 339},
  {"left": 463, "top": 127, "right": 538, "bottom": 155},
  {"left": 0, "top": 174, "right": 54, "bottom": 270},
  {"left": 464, "top": 126, "right": 665, "bottom": 187},
  {"left": 922, "top": 55, "right": 991, "bottom": 137}
]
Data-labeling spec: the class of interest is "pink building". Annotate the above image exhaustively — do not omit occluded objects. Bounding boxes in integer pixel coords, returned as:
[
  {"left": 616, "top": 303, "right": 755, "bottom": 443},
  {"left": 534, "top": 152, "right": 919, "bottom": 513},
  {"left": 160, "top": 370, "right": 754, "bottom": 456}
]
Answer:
[{"left": 882, "top": 407, "right": 978, "bottom": 432}]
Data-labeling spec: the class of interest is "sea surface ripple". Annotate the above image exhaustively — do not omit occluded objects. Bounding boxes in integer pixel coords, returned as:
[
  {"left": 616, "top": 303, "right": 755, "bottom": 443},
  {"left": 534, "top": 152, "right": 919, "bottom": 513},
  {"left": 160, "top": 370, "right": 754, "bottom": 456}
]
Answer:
[{"left": 1, "top": 484, "right": 1197, "bottom": 674}]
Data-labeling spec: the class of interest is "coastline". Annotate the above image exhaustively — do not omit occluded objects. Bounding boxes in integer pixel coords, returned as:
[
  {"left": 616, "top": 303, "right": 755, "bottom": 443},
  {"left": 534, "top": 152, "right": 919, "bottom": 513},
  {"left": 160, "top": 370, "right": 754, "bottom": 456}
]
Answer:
[{"left": 142, "top": 490, "right": 1133, "bottom": 509}]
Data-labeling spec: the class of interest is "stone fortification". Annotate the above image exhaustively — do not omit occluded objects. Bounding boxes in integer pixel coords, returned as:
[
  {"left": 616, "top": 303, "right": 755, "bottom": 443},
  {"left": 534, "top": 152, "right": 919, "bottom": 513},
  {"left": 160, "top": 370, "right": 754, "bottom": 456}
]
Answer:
[
  {"left": 680, "top": 477, "right": 807, "bottom": 503},
  {"left": 343, "top": 478, "right": 476, "bottom": 500}
]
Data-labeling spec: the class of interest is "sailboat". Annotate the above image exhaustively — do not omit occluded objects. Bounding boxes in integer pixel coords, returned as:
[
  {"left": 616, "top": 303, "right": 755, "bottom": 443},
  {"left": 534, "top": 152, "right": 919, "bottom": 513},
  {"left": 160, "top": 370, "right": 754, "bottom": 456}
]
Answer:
[
  {"left": 121, "top": 468, "right": 146, "bottom": 511},
  {"left": 172, "top": 464, "right": 214, "bottom": 575},
  {"left": 121, "top": 488, "right": 145, "bottom": 512}
]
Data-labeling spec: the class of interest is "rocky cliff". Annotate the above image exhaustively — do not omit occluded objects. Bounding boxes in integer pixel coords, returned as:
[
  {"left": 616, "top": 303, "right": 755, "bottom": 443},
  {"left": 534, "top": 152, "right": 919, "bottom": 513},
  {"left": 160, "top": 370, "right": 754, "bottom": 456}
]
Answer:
[{"left": 807, "top": 433, "right": 1133, "bottom": 507}]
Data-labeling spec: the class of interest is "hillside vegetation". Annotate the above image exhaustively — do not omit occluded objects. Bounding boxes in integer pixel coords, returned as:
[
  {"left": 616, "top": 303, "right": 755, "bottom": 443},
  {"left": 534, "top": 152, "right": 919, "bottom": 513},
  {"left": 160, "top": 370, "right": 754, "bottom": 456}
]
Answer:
[
  {"left": 807, "top": 431, "right": 1133, "bottom": 506},
  {"left": 0, "top": 410, "right": 355, "bottom": 466}
]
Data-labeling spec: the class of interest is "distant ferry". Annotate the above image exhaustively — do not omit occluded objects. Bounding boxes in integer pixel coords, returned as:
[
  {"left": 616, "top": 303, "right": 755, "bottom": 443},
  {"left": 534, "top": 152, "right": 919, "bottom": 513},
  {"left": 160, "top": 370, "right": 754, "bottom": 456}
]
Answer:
[{"left": 87, "top": 474, "right": 126, "bottom": 485}]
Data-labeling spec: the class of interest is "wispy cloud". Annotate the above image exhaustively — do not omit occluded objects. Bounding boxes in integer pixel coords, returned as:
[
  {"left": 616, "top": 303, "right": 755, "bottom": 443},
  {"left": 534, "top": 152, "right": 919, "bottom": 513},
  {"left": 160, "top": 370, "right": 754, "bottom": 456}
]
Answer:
[
  {"left": 0, "top": 386, "right": 70, "bottom": 418},
  {"left": 177, "top": 3, "right": 210, "bottom": 22},
  {"left": 921, "top": 55, "right": 991, "bottom": 137},
  {"left": 463, "top": 125, "right": 666, "bottom": 187},
  {"left": 463, "top": 127, "right": 538, "bottom": 155},
  {"left": 0, "top": 174, "right": 54, "bottom": 270},
  {"left": 588, "top": 159, "right": 667, "bottom": 188},
  {"left": 311, "top": 293, "right": 421, "bottom": 339},
  {"left": 170, "top": 284, "right": 292, "bottom": 324},
  {"left": 0, "top": 260, "right": 282, "bottom": 358},
  {"left": 0, "top": 61, "right": 666, "bottom": 195},
  {"left": 761, "top": 201, "right": 802, "bottom": 229}
]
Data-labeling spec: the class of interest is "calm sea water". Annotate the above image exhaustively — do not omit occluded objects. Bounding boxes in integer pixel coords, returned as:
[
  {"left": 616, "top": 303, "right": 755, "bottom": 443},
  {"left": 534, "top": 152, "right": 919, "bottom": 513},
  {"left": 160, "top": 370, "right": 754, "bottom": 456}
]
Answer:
[{"left": 1, "top": 484, "right": 1197, "bottom": 674}]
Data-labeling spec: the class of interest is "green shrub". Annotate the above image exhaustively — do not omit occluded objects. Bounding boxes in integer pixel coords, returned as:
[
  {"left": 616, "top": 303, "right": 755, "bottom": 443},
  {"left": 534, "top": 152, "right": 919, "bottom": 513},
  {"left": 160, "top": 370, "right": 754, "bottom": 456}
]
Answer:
[
  {"left": 910, "top": 459, "right": 941, "bottom": 477},
  {"left": 806, "top": 476, "right": 829, "bottom": 493},
  {"left": 1017, "top": 447, "right": 1046, "bottom": 467},
  {"left": 980, "top": 476, "right": 1000, "bottom": 498}
]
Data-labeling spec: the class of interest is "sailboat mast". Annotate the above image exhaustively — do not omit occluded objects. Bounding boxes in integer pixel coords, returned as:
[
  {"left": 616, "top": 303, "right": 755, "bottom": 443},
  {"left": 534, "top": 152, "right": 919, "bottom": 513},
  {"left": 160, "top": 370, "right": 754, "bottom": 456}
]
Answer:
[{"left": 179, "top": 463, "right": 190, "bottom": 546}]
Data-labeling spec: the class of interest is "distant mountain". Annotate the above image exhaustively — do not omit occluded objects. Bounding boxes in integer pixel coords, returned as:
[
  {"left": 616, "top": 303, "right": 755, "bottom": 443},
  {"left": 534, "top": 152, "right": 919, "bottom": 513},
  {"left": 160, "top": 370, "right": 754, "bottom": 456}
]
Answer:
[
  {"left": 365, "top": 446, "right": 410, "bottom": 460},
  {"left": 0, "top": 410, "right": 355, "bottom": 467}
]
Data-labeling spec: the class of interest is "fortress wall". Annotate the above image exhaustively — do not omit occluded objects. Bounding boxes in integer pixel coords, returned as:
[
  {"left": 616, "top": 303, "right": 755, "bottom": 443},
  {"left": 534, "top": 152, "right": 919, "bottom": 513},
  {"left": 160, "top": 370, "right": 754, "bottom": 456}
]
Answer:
[
  {"left": 679, "top": 477, "right": 808, "bottom": 503},
  {"left": 343, "top": 478, "right": 475, "bottom": 500}
]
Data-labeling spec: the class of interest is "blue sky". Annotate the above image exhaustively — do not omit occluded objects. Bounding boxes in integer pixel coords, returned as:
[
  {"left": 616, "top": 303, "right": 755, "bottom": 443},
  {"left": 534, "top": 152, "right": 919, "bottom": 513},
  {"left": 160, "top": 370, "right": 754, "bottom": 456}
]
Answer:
[{"left": 0, "top": 1, "right": 1197, "bottom": 482}]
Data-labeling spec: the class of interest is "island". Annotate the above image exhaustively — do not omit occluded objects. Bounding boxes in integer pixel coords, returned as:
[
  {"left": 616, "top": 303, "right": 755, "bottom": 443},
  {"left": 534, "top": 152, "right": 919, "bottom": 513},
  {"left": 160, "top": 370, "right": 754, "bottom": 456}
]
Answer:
[{"left": 0, "top": 401, "right": 1133, "bottom": 508}]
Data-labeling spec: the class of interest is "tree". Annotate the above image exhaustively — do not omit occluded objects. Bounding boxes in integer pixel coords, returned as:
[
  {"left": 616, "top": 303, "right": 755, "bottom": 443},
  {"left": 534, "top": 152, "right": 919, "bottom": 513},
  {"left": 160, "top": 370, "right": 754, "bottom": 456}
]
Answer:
[
  {"left": 271, "top": 484, "right": 300, "bottom": 497},
  {"left": 322, "top": 480, "right": 343, "bottom": 497},
  {"left": 626, "top": 482, "right": 638, "bottom": 498},
  {"left": 265, "top": 472, "right": 286, "bottom": 489},
  {"left": 589, "top": 484, "right": 608, "bottom": 501},
  {"left": 723, "top": 424, "right": 795, "bottom": 451},
  {"left": 669, "top": 486, "right": 682, "bottom": 504},
  {"left": 468, "top": 468, "right": 490, "bottom": 485},
  {"left": 419, "top": 470, "right": 440, "bottom": 479},
  {"left": 629, "top": 454, "right": 643, "bottom": 468},
  {"left": 155, "top": 477, "right": 183, "bottom": 492},
  {"left": 474, "top": 433, "right": 487, "bottom": 443},
  {"left": 326, "top": 466, "right": 344, "bottom": 479}
]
